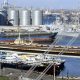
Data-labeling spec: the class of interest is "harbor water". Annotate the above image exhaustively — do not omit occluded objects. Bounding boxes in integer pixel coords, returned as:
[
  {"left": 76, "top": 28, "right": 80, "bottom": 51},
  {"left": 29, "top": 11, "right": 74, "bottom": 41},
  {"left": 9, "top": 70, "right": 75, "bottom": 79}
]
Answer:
[
  {"left": 59, "top": 56, "right": 80, "bottom": 77},
  {"left": 52, "top": 33, "right": 80, "bottom": 77},
  {"left": 56, "top": 36, "right": 80, "bottom": 46}
]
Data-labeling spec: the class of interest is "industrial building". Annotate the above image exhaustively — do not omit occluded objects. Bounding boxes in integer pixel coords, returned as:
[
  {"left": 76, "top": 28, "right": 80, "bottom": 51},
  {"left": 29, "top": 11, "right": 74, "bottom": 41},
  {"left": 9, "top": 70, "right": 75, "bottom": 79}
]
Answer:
[{"left": 1, "top": 0, "right": 80, "bottom": 27}]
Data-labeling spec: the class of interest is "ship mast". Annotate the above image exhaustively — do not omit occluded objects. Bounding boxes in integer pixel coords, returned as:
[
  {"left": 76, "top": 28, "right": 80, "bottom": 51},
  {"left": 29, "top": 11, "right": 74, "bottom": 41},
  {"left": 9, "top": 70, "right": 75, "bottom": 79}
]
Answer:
[{"left": 18, "top": 27, "right": 21, "bottom": 44}]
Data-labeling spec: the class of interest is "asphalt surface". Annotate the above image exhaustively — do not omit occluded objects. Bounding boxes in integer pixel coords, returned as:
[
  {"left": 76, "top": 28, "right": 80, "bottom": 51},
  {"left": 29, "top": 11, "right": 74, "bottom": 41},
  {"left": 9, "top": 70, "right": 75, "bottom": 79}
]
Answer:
[{"left": 0, "top": 68, "right": 79, "bottom": 80}]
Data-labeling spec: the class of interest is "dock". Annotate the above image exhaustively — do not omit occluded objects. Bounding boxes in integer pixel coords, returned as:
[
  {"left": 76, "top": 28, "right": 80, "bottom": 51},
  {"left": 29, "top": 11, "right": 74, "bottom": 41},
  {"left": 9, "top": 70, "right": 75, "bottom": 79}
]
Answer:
[{"left": 0, "top": 43, "right": 80, "bottom": 56}]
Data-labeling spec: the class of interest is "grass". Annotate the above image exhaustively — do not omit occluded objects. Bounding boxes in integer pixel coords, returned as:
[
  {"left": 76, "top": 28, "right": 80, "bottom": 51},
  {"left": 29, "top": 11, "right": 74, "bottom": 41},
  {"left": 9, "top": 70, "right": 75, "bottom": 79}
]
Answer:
[
  {"left": 56, "top": 78, "right": 80, "bottom": 80},
  {"left": 0, "top": 76, "right": 10, "bottom": 80}
]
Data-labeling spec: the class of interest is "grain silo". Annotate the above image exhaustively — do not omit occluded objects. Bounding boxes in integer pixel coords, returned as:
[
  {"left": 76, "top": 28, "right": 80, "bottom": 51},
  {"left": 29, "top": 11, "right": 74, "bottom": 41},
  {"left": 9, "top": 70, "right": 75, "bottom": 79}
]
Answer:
[
  {"left": 0, "top": 9, "right": 7, "bottom": 25},
  {"left": 19, "top": 9, "right": 31, "bottom": 26},
  {"left": 8, "top": 8, "right": 19, "bottom": 26},
  {"left": 32, "top": 10, "right": 43, "bottom": 25}
]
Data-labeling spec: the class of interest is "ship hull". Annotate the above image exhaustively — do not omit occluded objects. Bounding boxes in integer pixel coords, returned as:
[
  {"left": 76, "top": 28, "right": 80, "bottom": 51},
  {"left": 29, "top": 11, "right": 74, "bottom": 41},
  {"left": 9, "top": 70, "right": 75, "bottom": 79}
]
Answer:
[
  {"left": 0, "top": 61, "right": 64, "bottom": 75},
  {"left": 0, "top": 32, "right": 57, "bottom": 44}
]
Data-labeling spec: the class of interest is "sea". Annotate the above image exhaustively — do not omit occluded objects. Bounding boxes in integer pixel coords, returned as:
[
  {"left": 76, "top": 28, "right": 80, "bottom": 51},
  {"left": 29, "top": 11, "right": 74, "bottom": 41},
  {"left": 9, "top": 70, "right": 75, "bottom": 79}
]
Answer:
[
  {"left": 43, "top": 15, "right": 80, "bottom": 77},
  {"left": 55, "top": 35, "right": 80, "bottom": 77},
  {"left": 0, "top": 15, "right": 80, "bottom": 77},
  {"left": 59, "top": 56, "right": 80, "bottom": 77}
]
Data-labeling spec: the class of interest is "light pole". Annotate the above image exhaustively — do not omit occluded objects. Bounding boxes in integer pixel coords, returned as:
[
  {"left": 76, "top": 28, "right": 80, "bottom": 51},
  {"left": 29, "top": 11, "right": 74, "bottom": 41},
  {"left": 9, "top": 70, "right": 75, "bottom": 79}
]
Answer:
[
  {"left": 53, "top": 63, "right": 56, "bottom": 80},
  {"left": 67, "top": 70, "right": 69, "bottom": 80},
  {"left": 0, "top": 62, "right": 1, "bottom": 76}
]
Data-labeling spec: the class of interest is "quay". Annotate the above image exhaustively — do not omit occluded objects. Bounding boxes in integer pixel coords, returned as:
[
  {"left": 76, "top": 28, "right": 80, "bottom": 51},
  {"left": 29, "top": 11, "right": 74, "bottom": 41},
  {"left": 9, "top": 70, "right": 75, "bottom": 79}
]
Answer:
[
  {"left": 0, "top": 43, "right": 80, "bottom": 56},
  {"left": 0, "top": 68, "right": 80, "bottom": 80}
]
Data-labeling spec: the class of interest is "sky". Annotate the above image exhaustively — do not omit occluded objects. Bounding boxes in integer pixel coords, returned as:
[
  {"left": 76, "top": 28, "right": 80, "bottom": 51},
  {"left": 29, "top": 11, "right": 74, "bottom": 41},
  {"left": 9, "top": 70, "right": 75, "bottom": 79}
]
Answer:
[{"left": 0, "top": 0, "right": 80, "bottom": 9}]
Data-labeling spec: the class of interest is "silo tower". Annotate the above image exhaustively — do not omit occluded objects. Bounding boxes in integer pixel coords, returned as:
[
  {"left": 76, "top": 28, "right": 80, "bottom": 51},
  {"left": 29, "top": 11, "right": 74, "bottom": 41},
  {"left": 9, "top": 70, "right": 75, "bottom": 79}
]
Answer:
[
  {"left": 32, "top": 10, "right": 43, "bottom": 25},
  {"left": 19, "top": 9, "right": 31, "bottom": 26},
  {"left": 8, "top": 8, "right": 19, "bottom": 26}
]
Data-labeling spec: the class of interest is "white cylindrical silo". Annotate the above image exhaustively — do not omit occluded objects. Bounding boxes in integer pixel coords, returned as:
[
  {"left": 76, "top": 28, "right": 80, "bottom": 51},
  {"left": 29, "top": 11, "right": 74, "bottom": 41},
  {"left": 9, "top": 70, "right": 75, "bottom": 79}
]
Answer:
[
  {"left": 32, "top": 10, "right": 43, "bottom": 25},
  {"left": 19, "top": 9, "right": 31, "bottom": 26},
  {"left": 8, "top": 8, "right": 19, "bottom": 26}
]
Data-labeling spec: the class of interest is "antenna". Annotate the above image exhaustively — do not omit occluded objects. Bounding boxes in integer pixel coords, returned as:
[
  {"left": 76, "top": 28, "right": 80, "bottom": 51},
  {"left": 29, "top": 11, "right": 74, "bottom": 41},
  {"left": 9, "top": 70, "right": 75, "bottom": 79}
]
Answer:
[
  {"left": 3, "top": 0, "right": 9, "bottom": 10},
  {"left": 4, "top": 0, "right": 8, "bottom": 5}
]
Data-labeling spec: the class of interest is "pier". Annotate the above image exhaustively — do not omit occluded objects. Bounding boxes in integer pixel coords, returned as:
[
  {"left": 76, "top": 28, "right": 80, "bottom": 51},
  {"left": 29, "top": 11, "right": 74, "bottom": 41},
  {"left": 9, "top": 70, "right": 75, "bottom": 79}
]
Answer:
[{"left": 0, "top": 43, "right": 80, "bottom": 56}]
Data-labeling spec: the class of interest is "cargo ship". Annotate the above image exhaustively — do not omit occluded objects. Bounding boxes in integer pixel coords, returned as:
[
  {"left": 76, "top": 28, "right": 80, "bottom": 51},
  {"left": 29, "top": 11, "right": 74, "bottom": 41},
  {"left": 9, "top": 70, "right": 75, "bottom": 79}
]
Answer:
[
  {"left": 0, "top": 53, "right": 65, "bottom": 75},
  {"left": 0, "top": 30, "right": 58, "bottom": 44}
]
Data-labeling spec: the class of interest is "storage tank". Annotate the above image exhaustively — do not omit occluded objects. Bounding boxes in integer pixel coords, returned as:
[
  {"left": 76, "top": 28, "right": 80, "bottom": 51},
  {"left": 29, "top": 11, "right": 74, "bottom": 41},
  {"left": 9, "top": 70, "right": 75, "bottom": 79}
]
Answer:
[
  {"left": 32, "top": 10, "right": 43, "bottom": 25},
  {"left": 0, "top": 9, "right": 7, "bottom": 25},
  {"left": 20, "top": 9, "right": 31, "bottom": 26},
  {"left": 8, "top": 8, "right": 19, "bottom": 26}
]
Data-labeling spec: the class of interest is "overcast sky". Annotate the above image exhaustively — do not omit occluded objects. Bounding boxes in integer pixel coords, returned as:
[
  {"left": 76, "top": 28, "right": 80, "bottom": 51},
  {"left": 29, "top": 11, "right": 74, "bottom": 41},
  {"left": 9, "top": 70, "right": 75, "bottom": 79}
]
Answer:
[{"left": 0, "top": 0, "right": 80, "bottom": 9}]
